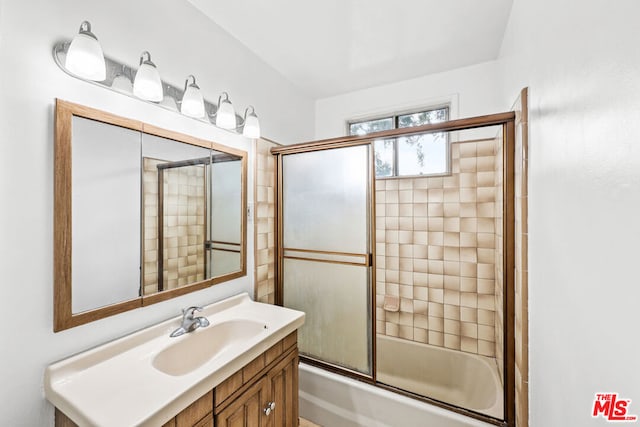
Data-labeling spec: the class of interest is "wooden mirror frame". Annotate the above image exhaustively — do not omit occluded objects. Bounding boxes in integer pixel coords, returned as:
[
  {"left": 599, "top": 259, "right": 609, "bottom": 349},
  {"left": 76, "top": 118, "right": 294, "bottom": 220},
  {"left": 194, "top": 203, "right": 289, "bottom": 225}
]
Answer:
[{"left": 54, "top": 99, "right": 248, "bottom": 331}]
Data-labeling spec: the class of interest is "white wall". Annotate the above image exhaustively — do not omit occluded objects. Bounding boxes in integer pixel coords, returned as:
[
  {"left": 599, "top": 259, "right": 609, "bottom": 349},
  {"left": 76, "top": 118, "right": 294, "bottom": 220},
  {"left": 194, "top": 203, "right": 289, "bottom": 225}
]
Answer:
[
  {"left": 498, "top": 0, "right": 640, "bottom": 425},
  {"left": 0, "top": 0, "right": 312, "bottom": 425},
  {"left": 314, "top": 60, "right": 503, "bottom": 140}
]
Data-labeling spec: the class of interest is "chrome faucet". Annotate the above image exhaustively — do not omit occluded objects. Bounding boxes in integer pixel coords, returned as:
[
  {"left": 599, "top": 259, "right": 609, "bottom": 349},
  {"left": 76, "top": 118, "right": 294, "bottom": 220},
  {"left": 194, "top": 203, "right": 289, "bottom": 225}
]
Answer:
[{"left": 170, "top": 306, "right": 210, "bottom": 338}]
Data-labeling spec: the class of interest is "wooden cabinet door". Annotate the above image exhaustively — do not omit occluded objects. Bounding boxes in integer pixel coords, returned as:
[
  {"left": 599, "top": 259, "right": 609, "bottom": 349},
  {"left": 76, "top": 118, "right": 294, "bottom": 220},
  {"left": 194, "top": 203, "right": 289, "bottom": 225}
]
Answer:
[
  {"left": 215, "top": 376, "right": 270, "bottom": 427},
  {"left": 268, "top": 349, "right": 299, "bottom": 427}
]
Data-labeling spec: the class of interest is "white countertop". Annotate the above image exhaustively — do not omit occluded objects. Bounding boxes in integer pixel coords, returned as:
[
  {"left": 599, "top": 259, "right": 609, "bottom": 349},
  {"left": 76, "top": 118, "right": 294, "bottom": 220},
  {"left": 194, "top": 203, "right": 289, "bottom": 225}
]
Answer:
[{"left": 44, "top": 293, "right": 305, "bottom": 426}]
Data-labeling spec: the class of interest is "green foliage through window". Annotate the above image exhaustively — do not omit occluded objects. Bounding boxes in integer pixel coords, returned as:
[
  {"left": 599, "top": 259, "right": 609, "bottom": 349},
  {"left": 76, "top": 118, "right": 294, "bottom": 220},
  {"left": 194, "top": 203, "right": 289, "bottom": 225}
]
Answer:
[{"left": 349, "top": 107, "right": 449, "bottom": 178}]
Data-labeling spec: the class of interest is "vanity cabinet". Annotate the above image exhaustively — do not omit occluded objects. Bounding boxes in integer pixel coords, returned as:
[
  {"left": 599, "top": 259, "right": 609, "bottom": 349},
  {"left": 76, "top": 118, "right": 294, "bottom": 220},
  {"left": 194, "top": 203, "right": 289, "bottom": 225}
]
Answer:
[{"left": 54, "top": 331, "right": 298, "bottom": 427}]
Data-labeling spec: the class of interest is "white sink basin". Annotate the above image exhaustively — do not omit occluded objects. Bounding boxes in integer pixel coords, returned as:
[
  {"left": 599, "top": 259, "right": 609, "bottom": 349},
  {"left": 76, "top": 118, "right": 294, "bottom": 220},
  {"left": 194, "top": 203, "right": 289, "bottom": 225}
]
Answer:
[
  {"left": 44, "top": 293, "right": 304, "bottom": 427},
  {"left": 153, "top": 319, "right": 267, "bottom": 376}
]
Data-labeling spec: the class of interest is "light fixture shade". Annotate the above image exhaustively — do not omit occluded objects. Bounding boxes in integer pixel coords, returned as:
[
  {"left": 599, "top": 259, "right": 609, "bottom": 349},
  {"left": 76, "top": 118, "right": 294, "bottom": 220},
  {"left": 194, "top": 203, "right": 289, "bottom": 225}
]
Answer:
[
  {"left": 216, "top": 98, "right": 237, "bottom": 129},
  {"left": 133, "top": 52, "right": 163, "bottom": 102},
  {"left": 242, "top": 111, "right": 261, "bottom": 138},
  {"left": 181, "top": 76, "right": 205, "bottom": 118},
  {"left": 65, "top": 21, "right": 106, "bottom": 81}
]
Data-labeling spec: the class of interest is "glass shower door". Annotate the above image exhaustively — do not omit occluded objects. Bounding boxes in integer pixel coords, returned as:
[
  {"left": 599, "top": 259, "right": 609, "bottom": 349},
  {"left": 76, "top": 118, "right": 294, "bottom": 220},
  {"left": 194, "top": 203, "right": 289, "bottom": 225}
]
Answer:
[{"left": 281, "top": 144, "right": 373, "bottom": 375}]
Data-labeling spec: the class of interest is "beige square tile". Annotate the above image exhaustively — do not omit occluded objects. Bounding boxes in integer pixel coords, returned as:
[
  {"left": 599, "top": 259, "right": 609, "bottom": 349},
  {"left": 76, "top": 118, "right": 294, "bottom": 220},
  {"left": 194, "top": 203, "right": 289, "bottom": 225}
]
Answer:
[
  {"left": 428, "top": 217, "right": 444, "bottom": 231},
  {"left": 478, "top": 263, "right": 495, "bottom": 279},
  {"left": 386, "top": 180, "right": 399, "bottom": 190},
  {"left": 429, "top": 302, "right": 444, "bottom": 317},
  {"left": 444, "top": 304, "right": 460, "bottom": 320},
  {"left": 444, "top": 261, "right": 460, "bottom": 276},
  {"left": 477, "top": 248, "right": 495, "bottom": 264},
  {"left": 460, "top": 218, "right": 477, "bottom": 233},
  {"left": 478, "top": 294, "right": 495, "bottom": 311},
  {"left": 460, "top": 203, "right": 477, "bottom": 218},
  {"left": 460, "top": 277, "right": 477, "bottom": 292},
  {"left": 478, "top": 325, "right": 495, "bottom": 341},
  {"left": 476, "top": 140, "right": 496, "bottom": 156},
  {"left": 413, "top": 259, "right": 428, "bottom": 273},
  {"left": 386, "top": 217, "right": 399, "bottom": 230},
  {"left": 428, "top": 245, "right": 443, "bottom": 260},
  {"left": 414, "top": 217, "right": 428, "bottom": 230},
  {"left": 398, "top": 217, "right": 413, "bottom": 231},
  {"left": 413, "top": 300, "right": 428, "bottom": 315},
  {"left": 386, "top": 203, "right": 399, "bottom": 217},
  {"left": 399, "top": 179, "right": 413, "bottom": 190},
  {"left": 428, "top": 203, "right": 444, "bottom": 217},
  {"left": 460, "top": 262, "right": 477, "bottom": 278},
  {"left": 429, "top": 331, "right": 444, "bottom": 346},
  {"left": 414, "top": 272, "right": 428, "bottom": 286},
  {"left": 444, "top": 203, "right": 460, "bottom": 217},
  {"left": 386, "top": 190, "right": 399, "bottom": 204},
  {"left": 461, "top": 337, "right": 479, "bottom": 354},
  {"left": 459, "top": 157, "right": 477, "bottom": 173},
  {"left": 460, "top": 247, "right": 477, "bottom": 263},
  {"left": 443, "top": 175, "right": 459, "bottom": 189},
  {"left": 478, "top": 202, "right": 496, "bottom": 218},
  {"left": 414, "top": 286, "right": 428, "bottom": 301},
  {"left": 429, "top": 316, "right": 444, "bottom": 332},
  {"left": 385, "top": 322, "right": 399, "bottom": 337},
  {"left": 427, "top": 260, "right": 444, "bottom": 274},
  {"left": 444, "top": 232, "right": 460, "bottom": 246},
  {"left": 429, "top": 288, "right": 444, "bottom": 303},
  {"left": 477, "top": 278, "right": 494, "bottom": 294},
  {"left": 399, "top": 244, "right": 413, "bottom": 258},
  {"left": 477, "top": 172, "right": 495, "bottom": 187},
  {"left": 428, "top": 273, "right": 444, "bottom": 288},
  {"left": 444, "top": 334, "right": 461, "bottom": 350},
  {"left": 444, "top": 217, "right": 460, "bottom": 232},
  {"left": 443, "top": 246, "right": 460, "bottom": 261},
  {"left": 477, "top": 187, "right": 495, "bottom": 203},
  {"left": 428, "top": 188, "right": 444, "bottom": 202},
  {"left": 443, "top": 188, "right": 459, "bottom": 202},
  {"left": 477, "top": 218, "right": 495, "bottom": 233},
  {"left": 412, "top": 231, "right": 427, "bottom": 245},
  {"left": 478, "top": 339, "right": 495, "bottom": 357},
  {"left": 399, "top": 203, "right": 413, "bottom": 217},
  {"left": 414, "top": 189, "right": 428, "bottom": 203},
  {"left": 478, "top": 309, "right": 495, "bottom": 326},
  {"left": 428, "top": 177, "right": 443, "bottom": 188},
  {"left": 414, "top": 328, "right": 428, "bottom": 343},
  {"left": 477, "top": 233, "right": 495, "bottom": 248},
  {"left": 460, "top": 307, "right": 477, "bottom": 323},
  {"left": 399, "top": 325, "right": 413, "bottom": 340},
  {"left": 429, "top": 231, "right": 444, "bottom": 246},
  {"left": 451, "top": 144, "right": 461, "bottom": 159},
  {"left": 459, "top": 173, "right": 477, "bottom": 188},
  {"left": 459, "top": 142, "right": 477, "bottom": 158},
  {"left": 444, "top": 290, "right": 460, "bottom": 305},
  {"left": 413, "top": 203, "right": 428, "bottom": 217},
  {"left": 460, "top": 292, "right": 478, "bottom": 308},
  {"left": 477, "top": 156, "right": 495, "bottom": 172},
  {"left": 399, "top": 270, "right": 413, "bottom": 285},
  {"left": 398, "top": 230, "right": 413, "bottom": 244},
  {"left": 413, "top": 177, "right": 429, "bottom": 188},
  {"left": 414, "top": 314, "right": 428, "bottom": 329},
  {"left": 399, "top": 190, "right": 413, "bottom": 203},
  {"left": 444, "top": 275, "right": 460, "bottom": 290}
]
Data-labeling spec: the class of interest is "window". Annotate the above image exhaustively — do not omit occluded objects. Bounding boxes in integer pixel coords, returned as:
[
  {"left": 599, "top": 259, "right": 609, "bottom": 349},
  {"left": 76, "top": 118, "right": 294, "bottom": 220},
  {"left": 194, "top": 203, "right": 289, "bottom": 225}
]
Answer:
[{"left": 349, "top": 106, "right": 449, "bottom": 178}]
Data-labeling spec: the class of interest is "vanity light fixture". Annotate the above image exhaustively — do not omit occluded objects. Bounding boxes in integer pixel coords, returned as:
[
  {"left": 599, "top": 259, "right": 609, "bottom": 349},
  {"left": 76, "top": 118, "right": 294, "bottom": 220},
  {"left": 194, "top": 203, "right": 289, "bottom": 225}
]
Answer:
[
  {"left": 54, "top": 22, "right": 264, "bottom": 138},
  {"left": 181, "top": 75, "right": 205, "bottom": 118},
  {"left": 214, "top": 92, "right": 237, "bottom": 130},
  {"left": 133, "top": 51, "right": 163, "bottom": 102},
  {"left": 240, "top": 106, "right": 261, "bottom": 139},
  {"left": 65, "top": 21, "right": 106, "bottom": 81}
]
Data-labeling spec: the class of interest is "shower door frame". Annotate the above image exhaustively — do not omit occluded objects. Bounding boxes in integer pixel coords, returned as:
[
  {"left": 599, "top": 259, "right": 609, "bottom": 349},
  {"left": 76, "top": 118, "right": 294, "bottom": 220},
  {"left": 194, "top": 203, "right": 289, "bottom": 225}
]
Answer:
[{"left": 272, "top": 111, "right": 516, "bottom": 427}]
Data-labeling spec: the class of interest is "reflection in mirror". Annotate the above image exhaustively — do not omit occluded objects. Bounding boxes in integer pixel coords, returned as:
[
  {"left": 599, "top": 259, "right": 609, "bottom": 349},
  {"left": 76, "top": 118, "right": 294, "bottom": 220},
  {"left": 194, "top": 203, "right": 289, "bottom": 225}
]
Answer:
[
  {"left": 71, "top": 116, "right": 141, "bottom": 314},
  {"left": 54, "top": 99, "right": 247, "bottom": 332},
  {"left": 141, "top": 134, "right": 243, "bottom": 296}
]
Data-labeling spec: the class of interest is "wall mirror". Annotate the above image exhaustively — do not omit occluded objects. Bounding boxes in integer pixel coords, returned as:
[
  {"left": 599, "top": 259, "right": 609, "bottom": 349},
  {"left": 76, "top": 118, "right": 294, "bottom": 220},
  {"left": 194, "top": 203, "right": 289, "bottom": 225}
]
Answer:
[{"left": 54, "top": 99, "right": 247, "bottom": 331}]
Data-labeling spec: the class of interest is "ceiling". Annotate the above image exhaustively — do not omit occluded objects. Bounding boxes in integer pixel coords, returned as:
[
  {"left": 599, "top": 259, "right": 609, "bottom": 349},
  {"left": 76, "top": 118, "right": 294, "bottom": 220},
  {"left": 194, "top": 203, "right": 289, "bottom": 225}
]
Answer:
[{"left": 187, "top": 0, "right": 513, "bottom": 98}]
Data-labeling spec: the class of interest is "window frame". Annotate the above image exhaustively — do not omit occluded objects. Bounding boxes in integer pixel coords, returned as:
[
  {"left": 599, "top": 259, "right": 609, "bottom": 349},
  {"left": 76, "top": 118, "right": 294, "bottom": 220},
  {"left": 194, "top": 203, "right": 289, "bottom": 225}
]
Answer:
[{"left": 347, "top": 105, "right": 451, "bottom": 179}]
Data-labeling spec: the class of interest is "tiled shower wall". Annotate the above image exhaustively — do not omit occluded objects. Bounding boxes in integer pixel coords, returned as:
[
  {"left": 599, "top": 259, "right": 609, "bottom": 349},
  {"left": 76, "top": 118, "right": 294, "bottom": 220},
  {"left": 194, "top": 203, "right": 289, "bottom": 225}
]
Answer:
[
  {"left": 142, "top": 158, "right": 206, "bottom": 295},
  {"left": 495, "top": 132, "right": 505, "bottom": 382},
  {"left": 254, "top": 139, "right": 277, "bottom": 304},
  {"left": 375, "top": 138, "right": 501, "bottom": 356}
]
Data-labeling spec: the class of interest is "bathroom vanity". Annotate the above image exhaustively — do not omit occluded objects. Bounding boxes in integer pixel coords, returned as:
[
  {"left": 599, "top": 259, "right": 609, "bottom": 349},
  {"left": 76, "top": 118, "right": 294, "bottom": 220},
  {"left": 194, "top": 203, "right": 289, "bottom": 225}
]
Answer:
[{"left": 45, "top": 294, "right": 304, "bottom": 426}]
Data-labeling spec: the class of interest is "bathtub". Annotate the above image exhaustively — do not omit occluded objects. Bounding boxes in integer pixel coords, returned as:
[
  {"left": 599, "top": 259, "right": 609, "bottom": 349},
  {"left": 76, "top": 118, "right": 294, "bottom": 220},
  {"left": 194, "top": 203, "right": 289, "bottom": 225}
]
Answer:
[{"left": 299, "top": 335, "right": 503, "bottom": 427}]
